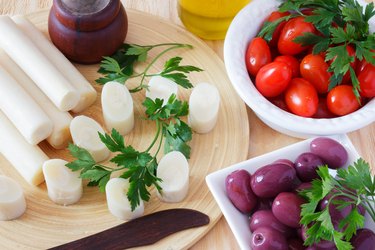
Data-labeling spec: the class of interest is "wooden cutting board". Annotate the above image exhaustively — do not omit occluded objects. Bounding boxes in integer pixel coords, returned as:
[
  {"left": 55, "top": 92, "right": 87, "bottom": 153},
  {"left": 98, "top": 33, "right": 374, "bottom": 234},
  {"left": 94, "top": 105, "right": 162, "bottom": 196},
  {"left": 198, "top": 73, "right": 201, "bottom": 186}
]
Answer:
[{"left": 0, "top": 9, "right": 249, "bottom": 249}]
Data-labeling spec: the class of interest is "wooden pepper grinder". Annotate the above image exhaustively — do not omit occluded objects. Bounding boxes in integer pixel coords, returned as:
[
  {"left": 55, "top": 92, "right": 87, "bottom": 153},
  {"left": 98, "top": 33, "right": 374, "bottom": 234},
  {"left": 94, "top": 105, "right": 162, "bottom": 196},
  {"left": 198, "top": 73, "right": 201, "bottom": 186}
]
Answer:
[{"left": 48, "top": 0, "right": 128, "bottom": 64}]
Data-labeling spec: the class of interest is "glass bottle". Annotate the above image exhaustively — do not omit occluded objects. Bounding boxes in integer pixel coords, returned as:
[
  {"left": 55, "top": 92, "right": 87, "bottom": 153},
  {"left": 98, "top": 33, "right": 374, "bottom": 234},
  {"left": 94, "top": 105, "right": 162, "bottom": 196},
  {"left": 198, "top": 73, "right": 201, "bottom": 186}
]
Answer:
[{"left": 178, "top": 0, "right": 251, "bottom": 40}]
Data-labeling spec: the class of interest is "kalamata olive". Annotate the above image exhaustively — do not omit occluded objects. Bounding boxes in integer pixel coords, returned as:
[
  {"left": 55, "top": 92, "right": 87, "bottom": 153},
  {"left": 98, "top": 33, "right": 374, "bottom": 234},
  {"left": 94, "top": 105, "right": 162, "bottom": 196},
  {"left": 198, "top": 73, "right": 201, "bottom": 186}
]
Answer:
[
  {"left": 225, "top": 169, "right": 258, "bottom": 213},
  {"left": 273, "top": 159, "right": 295, "bottom": 168},
  {"left": 251, "top": 227, "right": 288, "bottom": 250},
  {"left": 272, "top": 192, "right": 304, "bottom": 228},
  {"left": 251, "top": 164, "right": 298, "bottom": 197},
  {"left": 296, "top": 182, "right": 312, "bottom": 192},
  {"left": 310, "top": 137, "right": 348, "bottom": 169},
  {"left": 294, "top": 152, "right": 325, "bottom": 182},
  {"left": 350, "top": 228, "right": 375, "bottom": 250},
  {"left": 288, "top": 238, "right": 305, "bottom": 250},
  {"left": 249, "top": 210, "right": 294, "bottom": 238},
  {"left": 253, "top": 198, "right": 274, "bottom": 211}
]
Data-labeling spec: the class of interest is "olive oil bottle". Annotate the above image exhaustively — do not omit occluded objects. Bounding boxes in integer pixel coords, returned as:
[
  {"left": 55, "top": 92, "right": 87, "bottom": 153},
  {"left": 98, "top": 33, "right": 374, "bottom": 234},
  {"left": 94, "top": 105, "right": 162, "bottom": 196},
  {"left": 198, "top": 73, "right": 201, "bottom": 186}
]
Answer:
[{"left": 178, "top": 0, "right": 250, "bottom": 40}]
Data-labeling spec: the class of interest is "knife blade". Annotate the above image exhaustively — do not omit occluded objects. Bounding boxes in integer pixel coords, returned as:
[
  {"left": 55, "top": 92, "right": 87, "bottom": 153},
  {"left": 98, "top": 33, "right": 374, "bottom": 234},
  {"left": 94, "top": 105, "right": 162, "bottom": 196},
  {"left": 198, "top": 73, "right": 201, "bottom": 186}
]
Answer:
[{"left": 49, "top": 208, "right": 210, "bottom": 250}]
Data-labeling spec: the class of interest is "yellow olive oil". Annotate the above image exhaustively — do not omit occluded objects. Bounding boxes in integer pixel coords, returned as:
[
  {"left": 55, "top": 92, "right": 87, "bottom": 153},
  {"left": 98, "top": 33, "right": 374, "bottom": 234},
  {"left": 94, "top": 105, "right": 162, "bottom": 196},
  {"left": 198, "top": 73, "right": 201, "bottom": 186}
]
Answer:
[{"left": 178, "top": 0, "right": 250, "bottom": 40}]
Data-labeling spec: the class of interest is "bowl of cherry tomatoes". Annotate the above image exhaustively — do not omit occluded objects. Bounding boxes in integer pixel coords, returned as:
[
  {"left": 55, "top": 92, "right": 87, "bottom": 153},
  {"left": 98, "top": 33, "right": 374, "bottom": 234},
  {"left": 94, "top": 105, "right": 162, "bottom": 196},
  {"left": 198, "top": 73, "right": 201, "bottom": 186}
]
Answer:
[{"left": 224, "top": 0, "right": 375, "bottom": 138}]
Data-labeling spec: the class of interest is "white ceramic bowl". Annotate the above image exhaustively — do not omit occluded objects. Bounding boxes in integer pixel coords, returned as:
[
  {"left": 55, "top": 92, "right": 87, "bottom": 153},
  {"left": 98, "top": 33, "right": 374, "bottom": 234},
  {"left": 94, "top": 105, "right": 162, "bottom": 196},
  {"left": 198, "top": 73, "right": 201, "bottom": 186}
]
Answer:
[
  {"left": 224, "top": 0, "right": 375, "bottom": 138},
  {"left": 206, "top": 134, "right": 375, "bottom": 250}
]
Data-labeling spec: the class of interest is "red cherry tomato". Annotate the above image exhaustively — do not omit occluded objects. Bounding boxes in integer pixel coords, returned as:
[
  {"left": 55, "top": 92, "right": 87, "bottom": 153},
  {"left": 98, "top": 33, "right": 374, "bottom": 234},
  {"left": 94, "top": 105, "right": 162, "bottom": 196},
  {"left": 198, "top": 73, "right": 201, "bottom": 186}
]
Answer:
[
  {"left": 255, "top": 61, "right": 292, "bottom": 98},
  {"left": 274, "top": 55, "right": 300, "bottom": 78},
  {"left": 245, "top": 37, "right": 272, "bottom": 77},
  {"left": 356, "top": 59, "right": 369, "bottom": 75},
  {"left": 284, "top": 78, "right": 318, "bottom": 117},
  {"left": 358, "top": 63, "right": 375, "bottom": 98},
  {"left": 278, "top": 16, "right": 317, "bottom": 56},
  {"left": 268, "top": 95, "right": 288, "bottom": 111},
  {"left": 266, "top": 11, "right": 289, "bottom": 47},
  {"left": 327, "top": 85, "right": 360, "bottom": 116},
  {"left": 300, "top": 54, "right": 331, "bottom": 94},
  {"left": 313, "top": 98, "right": 336, "bottom": 119}
]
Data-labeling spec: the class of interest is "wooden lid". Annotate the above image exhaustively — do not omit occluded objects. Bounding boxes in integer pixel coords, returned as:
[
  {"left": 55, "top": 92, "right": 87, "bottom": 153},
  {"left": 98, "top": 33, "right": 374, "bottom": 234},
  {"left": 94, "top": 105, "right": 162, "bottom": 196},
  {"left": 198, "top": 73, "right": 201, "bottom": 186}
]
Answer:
[{"left": 52, "top": 0, "right": 120, "bottom": 31}]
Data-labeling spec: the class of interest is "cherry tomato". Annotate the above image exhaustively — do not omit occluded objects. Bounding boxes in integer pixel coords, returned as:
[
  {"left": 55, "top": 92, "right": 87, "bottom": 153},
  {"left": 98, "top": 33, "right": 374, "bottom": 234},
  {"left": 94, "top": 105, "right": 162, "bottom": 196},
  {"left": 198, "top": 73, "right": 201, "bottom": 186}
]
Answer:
[
  {"left": 356, "top": 59, "right": 369, "bottom": 75},
  {"left": 245, "top": 37, "right": 272, "bottom": 77},
  {"left": 358, "top": 63, "right": 375, "bottom": 98},
  {"left": 268, "top": 95, "right": 288, "bottom": 111},
  {"left": 300, "top": 54, "right": 331, "bottom": 94},
  {"left": 327, "top": 85, "right": 360, "bottom": 116},
  {"left": 284, "top": 78, "right": 318, "bottom": 117},
  {"left": 278, "top": 16, "right": 317, "bottom": 56},
  {"left": 274, "top": 55, "right": 300, "bottom": 78},
  {"left": 301, "top": 8, "right": 315, "bottom": 16},
  {"left": 266, "top": 11, "right": 289, "bottom": 47},
  {"left": 313, "top": 98, "right": 336, "bottom": 119},
  {"left": 255, "top": 61, "right": 292, "bottom": 98}
]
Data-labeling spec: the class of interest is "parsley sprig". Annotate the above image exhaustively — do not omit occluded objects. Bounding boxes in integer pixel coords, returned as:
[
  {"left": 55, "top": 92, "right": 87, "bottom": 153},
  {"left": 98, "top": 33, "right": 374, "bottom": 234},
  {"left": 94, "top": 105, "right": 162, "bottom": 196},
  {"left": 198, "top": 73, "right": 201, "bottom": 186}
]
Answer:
[
  {"left": 66, "top": 94, "right": 192, "bottom": 211},
  {"left": 300, "top": 158, "right": 375, "bottom": 250},
  {"left": 258, "top": 0, "right": 375, "bottom": 100},
  {"left": 96, "top": 43, "right": 203, "bottom": 92}
]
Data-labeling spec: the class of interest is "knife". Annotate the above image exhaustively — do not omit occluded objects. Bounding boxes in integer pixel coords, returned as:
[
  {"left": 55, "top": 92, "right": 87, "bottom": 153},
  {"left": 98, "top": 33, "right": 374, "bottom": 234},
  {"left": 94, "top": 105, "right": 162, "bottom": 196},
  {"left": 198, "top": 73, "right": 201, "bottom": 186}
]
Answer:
[{"left": 49, "top": 208, "right": 210, "bottom": 250}]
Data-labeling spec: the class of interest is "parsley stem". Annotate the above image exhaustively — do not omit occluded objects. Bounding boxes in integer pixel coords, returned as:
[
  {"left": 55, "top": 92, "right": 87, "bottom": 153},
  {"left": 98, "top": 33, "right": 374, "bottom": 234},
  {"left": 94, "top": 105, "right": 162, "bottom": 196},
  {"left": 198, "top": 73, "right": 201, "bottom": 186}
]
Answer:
[
  {"left": 145, "top": 119, "right": 162, "bottom": 153},
  {"left": 149, "top": 43, "right": 193, "bottom": 49},
  {"left": 363, "top": 196, "right": 375, "bottom": 221},
  {"left": 155, "top": 124, "right": 165, "bottom": 157},
  {"left": 129, "top": 44, "right": 192, "bottom": 92}
]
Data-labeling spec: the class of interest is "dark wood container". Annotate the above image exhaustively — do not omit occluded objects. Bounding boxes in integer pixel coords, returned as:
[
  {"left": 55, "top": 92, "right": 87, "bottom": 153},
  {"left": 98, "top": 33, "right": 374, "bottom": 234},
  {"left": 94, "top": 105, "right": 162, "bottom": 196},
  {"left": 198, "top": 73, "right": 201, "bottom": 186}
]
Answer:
[{"left": 48, "top": 0, "right": 128, "bottom": 64}]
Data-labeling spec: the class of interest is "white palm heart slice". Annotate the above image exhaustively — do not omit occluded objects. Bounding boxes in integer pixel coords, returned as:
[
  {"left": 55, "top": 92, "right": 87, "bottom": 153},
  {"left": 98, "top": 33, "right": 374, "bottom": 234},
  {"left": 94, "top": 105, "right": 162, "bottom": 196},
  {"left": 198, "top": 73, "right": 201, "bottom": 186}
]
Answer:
[
  {"left": 70, "top": 115, "right": 110, "bottom": 163},
  {"left": 105, "top": 178, "right": 144, "bottom": 220},
  {"left": 146, "top": 76, "right": 178, "bottom": 105},
  {"left": 43, "top": 159, "right": 83, "bottom": 206},
  {"left": 0, "top": 175, "right": 26, "bottom": 221},
  {"left": 188, "top": 82, "right": 220, "bottom": 134},
  {"left": 101, "top": 81, "right": 134, "bottom": 135},
  {"left": 157, "top": 151, "right": 189, "bottom": 203}
]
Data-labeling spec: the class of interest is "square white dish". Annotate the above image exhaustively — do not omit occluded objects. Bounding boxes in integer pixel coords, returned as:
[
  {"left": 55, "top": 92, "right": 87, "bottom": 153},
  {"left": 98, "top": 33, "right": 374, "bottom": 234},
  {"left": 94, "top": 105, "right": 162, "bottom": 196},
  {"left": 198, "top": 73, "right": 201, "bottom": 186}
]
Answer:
[{"left": 206, "top": 134, "right": 375, "bottom": 249}]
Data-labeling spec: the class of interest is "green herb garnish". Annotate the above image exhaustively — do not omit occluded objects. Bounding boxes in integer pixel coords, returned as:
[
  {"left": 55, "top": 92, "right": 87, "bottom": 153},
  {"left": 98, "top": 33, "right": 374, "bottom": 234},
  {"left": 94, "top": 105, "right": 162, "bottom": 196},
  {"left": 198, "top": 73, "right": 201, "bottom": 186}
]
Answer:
[
  {"left": 66, "top": 94, "right": 192, "bottom": 211},
  {"left": 258, "top": 0, "right": 375, "bottom": 101},
  {"left": 300, "top": 158, "right": 375, "bottom": 250},
  {"left": 96, "top": 43, "right": 203, "bottom": 92}
]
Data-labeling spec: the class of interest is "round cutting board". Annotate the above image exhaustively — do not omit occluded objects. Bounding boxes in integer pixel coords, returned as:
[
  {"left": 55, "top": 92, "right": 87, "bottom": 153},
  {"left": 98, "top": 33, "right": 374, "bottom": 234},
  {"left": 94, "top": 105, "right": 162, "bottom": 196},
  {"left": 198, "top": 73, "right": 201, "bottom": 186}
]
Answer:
[{"left": 0, "top": 9, "right": 249, "bottom": 249}]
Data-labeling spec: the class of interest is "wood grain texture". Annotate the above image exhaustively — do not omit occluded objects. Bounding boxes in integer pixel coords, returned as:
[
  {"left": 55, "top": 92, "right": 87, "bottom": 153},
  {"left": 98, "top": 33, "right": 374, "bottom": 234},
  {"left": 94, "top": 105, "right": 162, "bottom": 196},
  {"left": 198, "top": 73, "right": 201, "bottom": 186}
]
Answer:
[{"left": 0, "top": 1, "right": 374, "bottom": 250}]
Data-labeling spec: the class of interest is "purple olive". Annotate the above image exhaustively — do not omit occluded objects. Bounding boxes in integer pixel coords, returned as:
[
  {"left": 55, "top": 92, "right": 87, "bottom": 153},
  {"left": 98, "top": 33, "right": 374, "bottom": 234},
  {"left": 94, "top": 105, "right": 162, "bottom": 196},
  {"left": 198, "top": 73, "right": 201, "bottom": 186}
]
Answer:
[
  {"left": 251, "top": 227, "right": 288, "bottom": 250},
  {"left": 296, "top": 182, "right": 312, "bottom": 193},
  {"left": 350, "top": 228, "right": 375, "bottom": 250},
  {"left": 253, "top": 198, "right": 274, "bottom": 211},
  {"left": 273, "top": 159, "right": 295, "bottom": 168},
  {"left": 251, "top": 163, "right": 298, "bottom": 198},
  {"left": 272, "top": 192, "right": 304, "bottom": 228},
  {"left": 294, "top": 152, "right": 324, "bottom": 182},
  {"left": 288, "top": 238, "right": 305, "bottom": 250},
  {"left": 310, "top": 137, "right": 348, "bottom": 169},
  {"left": 225, "top": 169, "right": 258, "bottom": 213},
  {"left": 249, "top": 210, "right": 294, "bottom": 238}
]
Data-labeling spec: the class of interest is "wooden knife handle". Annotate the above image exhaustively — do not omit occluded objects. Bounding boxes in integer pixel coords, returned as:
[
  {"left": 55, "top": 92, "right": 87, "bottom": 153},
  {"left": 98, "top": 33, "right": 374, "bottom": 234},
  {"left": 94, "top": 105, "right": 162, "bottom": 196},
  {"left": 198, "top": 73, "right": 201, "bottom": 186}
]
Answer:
[{"left": 49, "top": 208, "right": 210, "bottom": 250}]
